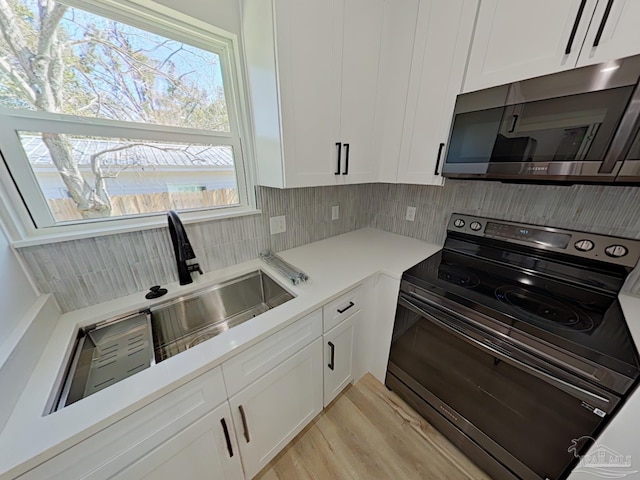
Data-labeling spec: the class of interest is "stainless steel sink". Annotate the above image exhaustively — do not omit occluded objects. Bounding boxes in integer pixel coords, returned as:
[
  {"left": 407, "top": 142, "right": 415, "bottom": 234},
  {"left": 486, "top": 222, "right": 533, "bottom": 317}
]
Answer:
[
  {"left": 53, "top": 270, "right": 293, "bottom": 412},
  {"left": 151, "top": 270, "right": 294, "bottom": 362}
]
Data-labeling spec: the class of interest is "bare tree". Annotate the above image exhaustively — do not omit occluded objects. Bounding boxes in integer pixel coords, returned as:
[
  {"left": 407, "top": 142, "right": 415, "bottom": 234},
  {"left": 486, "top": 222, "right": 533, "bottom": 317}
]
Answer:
[{"left": 0, "top": 0, "right": 227, "bottom": 218}]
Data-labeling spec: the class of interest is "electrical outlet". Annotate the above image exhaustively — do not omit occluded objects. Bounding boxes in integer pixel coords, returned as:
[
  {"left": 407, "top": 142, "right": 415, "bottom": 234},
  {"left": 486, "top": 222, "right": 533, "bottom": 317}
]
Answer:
[
  {"left": 269, "top": 215, "right": 286, "bottom": 235},
  {"left": 406, "top": 206, "right": 416, "bottom": 222},
  {"left": 332, "top": 205, "right": 340, "bottom": 220}
]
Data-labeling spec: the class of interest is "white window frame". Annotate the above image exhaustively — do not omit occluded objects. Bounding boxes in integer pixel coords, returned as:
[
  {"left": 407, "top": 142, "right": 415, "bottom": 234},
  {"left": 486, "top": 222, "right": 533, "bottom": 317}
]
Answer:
[{"left": 0, "top": 0, "right": 257, "bottom": 247}]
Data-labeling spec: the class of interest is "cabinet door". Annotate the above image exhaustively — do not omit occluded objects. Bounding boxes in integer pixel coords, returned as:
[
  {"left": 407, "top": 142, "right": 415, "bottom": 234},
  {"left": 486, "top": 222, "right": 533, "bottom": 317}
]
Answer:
[
  {"left": 275, "top": 0, "right": 343, "bottom": 187},
  {"left": 112, "top": 403, "right": 244, "bottom": 480},
  {"left": 396, "top": 0, "right": 478, "bottom": 185},
  {"left": 577, "top": 0, "right": 640, "bottom": 67},
  {"left": 374, "top": 0, "right": 421, "bottom": 183},
  {"left": 463, "top": 0, "right": 598, "bottom": 93},
  {"left": 323, "top": 314, "right": 355, "bottom": 406},
  {"left": 229, "top": 338, "right": 323, "bottom": 479},
  {"left": 339, "top": 0, "right": 385, "bottom": 184}
]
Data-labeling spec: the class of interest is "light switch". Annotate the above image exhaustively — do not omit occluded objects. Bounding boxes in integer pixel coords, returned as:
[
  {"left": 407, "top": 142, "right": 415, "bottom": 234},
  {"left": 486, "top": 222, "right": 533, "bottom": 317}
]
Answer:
[
  {"left": 270, "top": 215, "right": 286, "bottom": 235},
  {"left": 332, "top": 205, "right": 340, "bottom": 220}
]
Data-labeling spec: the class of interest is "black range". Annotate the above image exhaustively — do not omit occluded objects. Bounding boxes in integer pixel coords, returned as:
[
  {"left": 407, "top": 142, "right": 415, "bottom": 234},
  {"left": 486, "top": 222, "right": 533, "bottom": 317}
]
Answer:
[{"left": 386, "top": 214, "right": 640, "bottom": 480}]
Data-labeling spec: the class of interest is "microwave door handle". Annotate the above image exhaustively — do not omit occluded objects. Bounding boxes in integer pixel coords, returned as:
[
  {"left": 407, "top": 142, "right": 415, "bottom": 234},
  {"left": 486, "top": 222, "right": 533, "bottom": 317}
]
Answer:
[{"left": 399, "top": 294, "right": 611, "bottom": 409}]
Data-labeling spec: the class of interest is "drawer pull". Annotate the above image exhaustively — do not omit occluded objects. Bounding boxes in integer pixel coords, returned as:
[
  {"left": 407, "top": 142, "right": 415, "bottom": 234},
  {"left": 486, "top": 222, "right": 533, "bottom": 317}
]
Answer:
[
  {"left": 220, "top": 418, "right": 234, "bottom": 457},
  {"left": 328, "top": 341, "right": 335, "bottom": 371},
  {"left": 239, "top": 405, "right": 251, "bottom": 443},
  {"left": 337, "top": 302, "right": 355, "bottom": 314}
]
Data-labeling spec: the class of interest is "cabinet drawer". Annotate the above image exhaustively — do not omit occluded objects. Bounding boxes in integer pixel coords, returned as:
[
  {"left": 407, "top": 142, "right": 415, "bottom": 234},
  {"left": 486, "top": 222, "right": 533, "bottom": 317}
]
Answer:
[
  {"left": 19, "top": 368, "right": 227, "bottom": 480},
  {"left": 222, "top": 309, "right": 322, "bottom": 397},
  {"left": 323, "top": 286, "right": 363, "bottom": 332}
]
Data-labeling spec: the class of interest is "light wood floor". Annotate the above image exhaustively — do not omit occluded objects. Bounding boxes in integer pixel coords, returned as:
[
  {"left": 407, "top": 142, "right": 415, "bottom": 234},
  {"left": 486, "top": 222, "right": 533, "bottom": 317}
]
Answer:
[{"left": 255, "top": 374, "right": 492, "bottom": 480}]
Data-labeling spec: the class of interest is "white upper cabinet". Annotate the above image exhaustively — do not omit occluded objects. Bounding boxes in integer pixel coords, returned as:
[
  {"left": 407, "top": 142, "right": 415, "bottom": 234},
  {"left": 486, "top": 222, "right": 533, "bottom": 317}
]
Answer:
[
  {"left": 464, "top": 0, "right": 640, "bottom": 93},
  {"left": 577, "top": 0, "right": 640, "bottom": 67},
  {"left": 243, "top": 0, "right": 383, "bottom": 188},
  {"left": 463, "top": 0, "right": 598, "bottom": 93},
  {"left": 338, "top": 0, "right": 385, "bottom": 184},
  {"left": 375, "top": 0, "right": 478, "bottom": 185},
  {"left": 396, "top": 0, "right": 478, "bottom": 185}
]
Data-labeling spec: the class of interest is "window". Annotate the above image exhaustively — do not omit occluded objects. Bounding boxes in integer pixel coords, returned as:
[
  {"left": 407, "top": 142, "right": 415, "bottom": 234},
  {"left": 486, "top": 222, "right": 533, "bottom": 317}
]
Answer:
[{"left": 0, "top": 0, "right": 253, "bottom": 241}]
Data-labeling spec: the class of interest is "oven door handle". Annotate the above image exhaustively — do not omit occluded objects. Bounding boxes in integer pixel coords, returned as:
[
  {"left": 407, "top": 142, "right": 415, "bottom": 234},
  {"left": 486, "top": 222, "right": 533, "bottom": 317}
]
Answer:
[{"left": 399, "top": 294, "right": 612, "bottom": 410}]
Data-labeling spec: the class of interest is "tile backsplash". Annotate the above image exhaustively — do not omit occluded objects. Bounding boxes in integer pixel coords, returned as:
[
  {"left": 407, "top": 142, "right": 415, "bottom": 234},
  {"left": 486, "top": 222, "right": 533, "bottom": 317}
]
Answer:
[
  {"left": 19, "top": 185, "right": 375, "bottom": 312},
  {"left": 18, "top": 181, "right": 640, "bottom": 312},
  {"left": 374, "top": 181, "right": 640, "bottom": 245}
]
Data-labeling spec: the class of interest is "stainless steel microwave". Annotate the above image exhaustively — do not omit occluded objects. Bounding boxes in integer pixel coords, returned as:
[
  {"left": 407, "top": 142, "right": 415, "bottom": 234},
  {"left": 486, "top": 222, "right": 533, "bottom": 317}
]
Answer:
[{"left": 442, "top": 55, "right": 640, "bottom": 184}]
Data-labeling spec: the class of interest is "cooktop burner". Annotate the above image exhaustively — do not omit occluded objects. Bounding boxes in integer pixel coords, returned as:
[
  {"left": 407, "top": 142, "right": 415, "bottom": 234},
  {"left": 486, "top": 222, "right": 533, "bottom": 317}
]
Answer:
[
  {"left": 439, "top": 264, "right": 480, "bottom": 288},
  {"left": 495, "top": 286, "right": 594, "bottom": 332},
  {"left": 403, "top": 246, "right": 639, "bottom": 378}
]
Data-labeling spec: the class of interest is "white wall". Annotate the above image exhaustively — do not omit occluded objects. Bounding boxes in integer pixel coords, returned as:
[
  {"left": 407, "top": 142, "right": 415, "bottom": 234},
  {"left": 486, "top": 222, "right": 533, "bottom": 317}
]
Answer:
[{"left": 0, "top": 223, "right": 38, "bottom": 343}]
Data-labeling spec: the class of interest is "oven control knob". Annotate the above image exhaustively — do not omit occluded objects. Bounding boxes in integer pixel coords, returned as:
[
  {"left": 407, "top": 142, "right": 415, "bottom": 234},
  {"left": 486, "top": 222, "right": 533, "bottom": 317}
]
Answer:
[
  {"left": 605, "top": 245, "right": 628, "bottom": 258},
  {"left": 453, "top": 219, "right": 465, "bottom": 228},
  {"left": 574, "top": 239, "right": 595, "bottom": 252},
  {"left": 470, "top": 221, "right": 482, "bottom": 231}
]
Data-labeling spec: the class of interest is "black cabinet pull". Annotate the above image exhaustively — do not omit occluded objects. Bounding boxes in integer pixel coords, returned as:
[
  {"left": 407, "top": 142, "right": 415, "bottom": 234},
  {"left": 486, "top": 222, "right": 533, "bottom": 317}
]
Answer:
[
  {"left": 220, "top": 418, "right": 234, "bottom": 457},
  {"left": 565, "top": 0, "right": 587, "bottom": 54},
  {"left": 594, "top": 0, "right": 614, "bottom": 47},
  {"left": 335, "top": 142, "right": 342, "bottom": 175},
  {"left": 508, "top": 114, "right": 519, "bottom": 133},
  {"left": 239, "top": 405, "right": 250, "bottom": 443},
  {"left": 434, "top": 143, "right": 445, "bottom": 175},
  {"left": 343, "top": 143, "right": 350, "bottom": 175},
  {"left": 328, "top": 341, "right": 335, "bottom": 371},
  {"left": 337, "top": 301, "right": 355, "bottom": 314}
]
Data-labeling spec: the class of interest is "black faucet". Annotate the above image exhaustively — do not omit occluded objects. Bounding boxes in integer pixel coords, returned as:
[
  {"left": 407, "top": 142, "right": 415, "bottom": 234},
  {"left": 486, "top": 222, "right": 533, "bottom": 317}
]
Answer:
[{"left": 167, "top": 210, "right": 203, "bottom": 285}]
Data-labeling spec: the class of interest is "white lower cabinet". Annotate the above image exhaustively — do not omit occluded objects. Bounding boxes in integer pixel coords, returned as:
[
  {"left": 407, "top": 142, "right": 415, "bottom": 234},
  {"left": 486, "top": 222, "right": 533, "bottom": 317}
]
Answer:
[
  {"left": 21, "top": 285, "right": 376, "bottom": 480},
  {"left": 228, "top": 338, "right": 323, "bottom": 479},
  {"left": 323, "top": 314, "right": 355, "bottom": 407},
  {"left": 18, "top": 368, "right": 230, "bottom": 480},
  {"left": 112, "top": 402, "right": 243, "bottom": 480}
]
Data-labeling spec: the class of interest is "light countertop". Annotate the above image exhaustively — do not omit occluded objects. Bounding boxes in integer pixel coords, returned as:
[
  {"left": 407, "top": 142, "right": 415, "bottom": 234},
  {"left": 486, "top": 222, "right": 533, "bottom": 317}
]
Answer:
[{"left": 0, "top": 228, "right": 439, "bottom": 479}]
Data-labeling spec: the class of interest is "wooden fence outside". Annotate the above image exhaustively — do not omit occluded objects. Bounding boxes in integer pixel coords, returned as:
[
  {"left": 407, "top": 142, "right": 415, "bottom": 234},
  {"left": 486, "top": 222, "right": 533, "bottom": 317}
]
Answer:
[{"left": 48, "top": 188, "right": 240, "bottom": 221}]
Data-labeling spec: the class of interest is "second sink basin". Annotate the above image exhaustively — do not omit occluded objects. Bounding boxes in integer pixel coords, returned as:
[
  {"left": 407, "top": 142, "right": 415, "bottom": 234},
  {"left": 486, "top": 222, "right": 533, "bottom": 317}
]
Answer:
[{"left": 151, "top": 270, "right": 294, "bottom": 362}]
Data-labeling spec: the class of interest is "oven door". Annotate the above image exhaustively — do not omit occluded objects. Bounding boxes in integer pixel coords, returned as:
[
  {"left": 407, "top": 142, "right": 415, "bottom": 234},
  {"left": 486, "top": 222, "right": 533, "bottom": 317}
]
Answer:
[{"left": 387, "top": 292, "right": 620, "bottom": 480}]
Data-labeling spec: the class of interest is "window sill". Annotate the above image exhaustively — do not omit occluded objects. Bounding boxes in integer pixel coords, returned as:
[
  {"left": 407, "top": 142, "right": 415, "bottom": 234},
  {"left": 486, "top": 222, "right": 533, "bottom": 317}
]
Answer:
[{"left": 12, "top": 206, "right": 262, "bottom": 248}]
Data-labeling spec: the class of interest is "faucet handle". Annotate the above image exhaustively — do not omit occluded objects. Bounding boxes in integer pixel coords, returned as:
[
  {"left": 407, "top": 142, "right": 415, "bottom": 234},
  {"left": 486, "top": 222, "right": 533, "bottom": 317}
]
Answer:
[{"left": 188, "top": 263, "right": 203, "bottom": 276}]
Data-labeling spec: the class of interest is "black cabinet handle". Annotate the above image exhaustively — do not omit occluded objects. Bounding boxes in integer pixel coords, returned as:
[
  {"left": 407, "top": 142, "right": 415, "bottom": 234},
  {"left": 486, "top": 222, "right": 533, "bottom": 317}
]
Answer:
[
  {"left": 239, "top": 405, "right": 250, "bottom": 443},
  {"left": 220, "top": 418, "right": 234, "bottom": 457},
  {"left": 328, "top": 341, "right": 335, "bottom": 371},
  {"left": 335, "top": 142, "right": 342, "bottom": 175},
  {"left": 594, "top": 0, "right": 614, "bottom": 47},
  {"left": 343, "top": 143, "right": 350, "bottom": 175},
  {"left": 337, "top": 301, "right": 354, "bottom": 314},
  {"left": 508, "top": 114, "right": 519, "bottom": 133},
  {"left": 434, "top": 143, "right": 445, "bottom": 175},
  {"left": 565, "top": 0, "right": 587, "bottom": 54}
]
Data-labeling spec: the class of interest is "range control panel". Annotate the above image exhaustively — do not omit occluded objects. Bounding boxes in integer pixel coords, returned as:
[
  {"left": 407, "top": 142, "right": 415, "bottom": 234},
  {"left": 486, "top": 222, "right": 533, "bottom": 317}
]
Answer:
[{"left": 447, "top": 214, "right": 640, "bottom": 269}]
